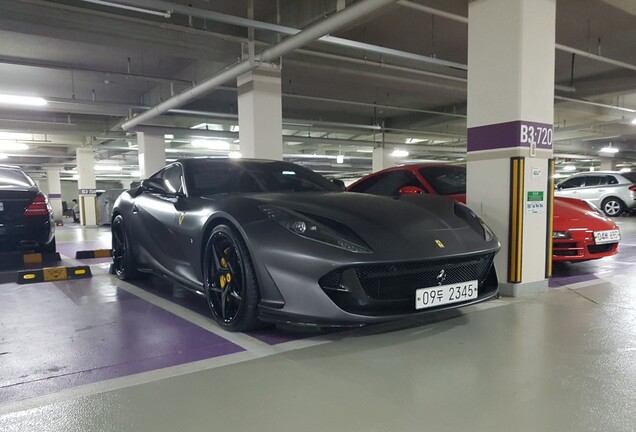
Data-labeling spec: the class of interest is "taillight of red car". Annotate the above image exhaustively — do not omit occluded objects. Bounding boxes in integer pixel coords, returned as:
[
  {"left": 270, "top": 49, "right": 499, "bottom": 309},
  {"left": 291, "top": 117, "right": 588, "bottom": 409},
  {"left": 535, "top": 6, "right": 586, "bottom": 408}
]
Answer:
[
  {"left": 23, "top": 193, "right": 50, "bottom": 216},
  {"left": 629, "top": 185, "right": 636, "bottom": 192}
]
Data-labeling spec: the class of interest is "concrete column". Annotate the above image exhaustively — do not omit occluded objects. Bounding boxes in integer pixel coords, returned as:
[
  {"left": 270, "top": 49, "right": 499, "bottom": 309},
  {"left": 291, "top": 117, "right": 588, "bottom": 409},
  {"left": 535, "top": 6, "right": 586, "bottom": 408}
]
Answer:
[
  {"left": 137, "top": 132, "right": 166, "bottom": 178},
  {"left": 237, "top": 64, "right": 283, "bottom": 160},
  {"left": 600, "top": 157, "right": 613, "bottom": 170},
  {"left": 44, "top": 167, "right": 64, "bottom": 224},
  {"left": 372, "top": 147, "right": 393, "bottom": 172},
  {"left": 76, "top": 148, "right": 98, "bottom": 226},
  {"left": 466, "top": 0, "right": 556, "bottom": 296}
]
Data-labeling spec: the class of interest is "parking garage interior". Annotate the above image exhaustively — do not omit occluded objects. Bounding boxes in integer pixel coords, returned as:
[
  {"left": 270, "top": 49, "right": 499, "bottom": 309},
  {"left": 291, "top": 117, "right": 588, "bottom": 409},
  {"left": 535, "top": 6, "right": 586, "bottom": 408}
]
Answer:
[{"left": 1, "top": 0, "right": 636, "bottom": 431}]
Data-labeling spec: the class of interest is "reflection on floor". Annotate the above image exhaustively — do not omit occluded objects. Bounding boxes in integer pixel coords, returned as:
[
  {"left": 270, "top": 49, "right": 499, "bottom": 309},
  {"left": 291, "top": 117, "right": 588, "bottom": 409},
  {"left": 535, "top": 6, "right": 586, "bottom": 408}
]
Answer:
[{"left": 1, "top": 218, "right": 635, "bottom": 431}]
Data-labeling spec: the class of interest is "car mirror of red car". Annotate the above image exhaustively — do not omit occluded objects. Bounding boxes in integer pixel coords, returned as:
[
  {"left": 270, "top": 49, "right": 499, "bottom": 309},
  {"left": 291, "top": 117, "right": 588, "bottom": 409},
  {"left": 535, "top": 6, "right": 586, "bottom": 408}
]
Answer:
[{"left": 398, "top": 186, "right": 426, "bottom": 195}]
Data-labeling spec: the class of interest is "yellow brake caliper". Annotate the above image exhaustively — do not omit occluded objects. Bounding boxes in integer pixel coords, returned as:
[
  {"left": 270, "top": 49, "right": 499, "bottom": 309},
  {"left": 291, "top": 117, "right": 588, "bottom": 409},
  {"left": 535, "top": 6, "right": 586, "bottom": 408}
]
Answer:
[{"left": 219, "top": 253, "right": 232, "bottom": 296}]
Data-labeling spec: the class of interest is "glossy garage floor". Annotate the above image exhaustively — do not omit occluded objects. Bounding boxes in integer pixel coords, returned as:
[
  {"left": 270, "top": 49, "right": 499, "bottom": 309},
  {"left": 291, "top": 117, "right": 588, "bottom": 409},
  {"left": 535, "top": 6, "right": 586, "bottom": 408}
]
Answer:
[{"left": 0, "top": 218, "right": 635, "bottom": 431}]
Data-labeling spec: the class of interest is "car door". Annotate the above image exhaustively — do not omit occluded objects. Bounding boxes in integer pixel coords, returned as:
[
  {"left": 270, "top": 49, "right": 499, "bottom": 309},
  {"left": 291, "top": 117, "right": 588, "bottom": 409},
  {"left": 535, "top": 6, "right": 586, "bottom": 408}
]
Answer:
[
  {"left": 130, "top": 164, "right": 193, "bottom": 281},
  {"left": 555, "top": 176, "right": 585, "bottom": 199},
  {"left": 576, "top": 175, "right": 606, "bottom": 206}
]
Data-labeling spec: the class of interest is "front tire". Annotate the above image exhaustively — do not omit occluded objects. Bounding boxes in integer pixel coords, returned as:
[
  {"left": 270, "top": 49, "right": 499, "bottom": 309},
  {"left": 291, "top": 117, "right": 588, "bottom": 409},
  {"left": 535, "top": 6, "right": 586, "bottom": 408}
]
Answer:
[
  {"left": 203, "top": 224, "right": 260, "bottom": 332},
  {"left": 601, "top": 197, "right": 625, "bottom": 217},
  {"left": 112, "top": 214, "right": 144, "bottom": 280}
]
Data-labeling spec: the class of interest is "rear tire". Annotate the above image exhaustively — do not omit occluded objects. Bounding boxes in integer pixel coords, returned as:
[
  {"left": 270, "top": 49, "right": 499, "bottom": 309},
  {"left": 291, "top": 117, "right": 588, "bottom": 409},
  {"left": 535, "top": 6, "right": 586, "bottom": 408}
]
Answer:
[
  {"left": 601, "top": 197, "right": 625, "bottom": 217},
  {"left": 203, "top": 224, "right": 260, "bottom": 332},
  {"left": 111, "top": 214, "right": 144, "bottom": 280}
]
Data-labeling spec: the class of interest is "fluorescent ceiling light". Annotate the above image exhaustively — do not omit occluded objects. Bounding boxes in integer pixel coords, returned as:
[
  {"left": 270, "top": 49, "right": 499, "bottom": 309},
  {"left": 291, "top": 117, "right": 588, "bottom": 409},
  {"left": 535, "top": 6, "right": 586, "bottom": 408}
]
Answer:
[
  {"left": 0, "top": 153, "right": 7, "bottom": 160},
  {"left": 191, "top": 139, "right": 230, "bottom": 150},
  {"left": 0, "top": 142, "right": 29, "bottom": 151},
  {"left": 620, "top": 167, "right": 632, "bottom": 173},
  {"left": 164, "top": 134, "right": 174, "bottom": 140},
  {"left": 336, "top": 155, "right": 345, "bottom": 164},
  {"left": 405, "top": 138, "right": 426, "bottom": 144},
  {"left": 0, "top": 94, "right": 47, "bottom": 107},
  {"left": 563, "top": 165, "right": 576, "bottom": 172},
  {"left": 230, "top": 125, "right": 239, "bottom": 132},
  {"left": 600, "top": 145, "right": 619, "bottom": 154},
  {"left": 356, "top": 148, "right": 374, "bottom": 153},
  {"left": 80, "top": 0, "right": 171, "bottom": 18},
  {"left": 632, "top": 118, "right": 636, "bottom": 125},
  {"left": 228, "top": 151, "right": 242, "bottom": 159},
  {"left": 391, "top": 149, "right": 409, "bottom": 158},
  {"left": 191, "top": 123, "right": 224, "bottom": 131},
  {"left": 95, "top": 165, "right": 123, "bottom": 171}
]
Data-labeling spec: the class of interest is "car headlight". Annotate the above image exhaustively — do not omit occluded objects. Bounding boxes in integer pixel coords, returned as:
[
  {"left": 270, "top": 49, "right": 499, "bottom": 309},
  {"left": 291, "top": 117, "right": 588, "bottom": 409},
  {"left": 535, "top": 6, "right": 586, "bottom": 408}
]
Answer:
[
  {"left": 552, "top": 231, "right": 572, "bottom": 239},
  {"left": 454, "top": 202, "right": 496, "bottom": 242},
  {"left": 260, "top": 205, "right": 371, "bottom": 253}
]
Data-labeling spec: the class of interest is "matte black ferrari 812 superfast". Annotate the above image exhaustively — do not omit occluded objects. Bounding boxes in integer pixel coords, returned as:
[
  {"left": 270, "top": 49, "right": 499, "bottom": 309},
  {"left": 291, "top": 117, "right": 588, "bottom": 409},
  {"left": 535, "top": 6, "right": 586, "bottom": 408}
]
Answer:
[{"left": 112, "top": 158, "right": 500, "bottom": 331}]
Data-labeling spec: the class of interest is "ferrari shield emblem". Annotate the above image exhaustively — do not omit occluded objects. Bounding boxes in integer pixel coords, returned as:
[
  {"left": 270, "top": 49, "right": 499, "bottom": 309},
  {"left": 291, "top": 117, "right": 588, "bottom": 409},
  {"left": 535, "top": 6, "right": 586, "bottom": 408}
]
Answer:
[
  {"left": 178, "top": 212, "right": 186, "bottom": 225},
  {"left": 435, "top": 239, "right": 445, "bottom": 248}
]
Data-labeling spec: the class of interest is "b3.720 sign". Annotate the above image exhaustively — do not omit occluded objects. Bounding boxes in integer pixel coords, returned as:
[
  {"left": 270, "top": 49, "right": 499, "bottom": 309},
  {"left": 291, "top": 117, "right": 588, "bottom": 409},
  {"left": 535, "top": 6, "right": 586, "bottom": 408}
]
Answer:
[{"left": 520, "top": 124, "right": 553, "bottom": 147}]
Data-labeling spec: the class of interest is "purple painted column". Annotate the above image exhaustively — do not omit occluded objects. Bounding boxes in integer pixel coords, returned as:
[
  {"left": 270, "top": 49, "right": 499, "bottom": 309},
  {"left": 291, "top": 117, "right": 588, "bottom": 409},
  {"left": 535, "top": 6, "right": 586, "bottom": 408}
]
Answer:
[{"left": 466, "top": 0, "right": 556, "bottom": 297}]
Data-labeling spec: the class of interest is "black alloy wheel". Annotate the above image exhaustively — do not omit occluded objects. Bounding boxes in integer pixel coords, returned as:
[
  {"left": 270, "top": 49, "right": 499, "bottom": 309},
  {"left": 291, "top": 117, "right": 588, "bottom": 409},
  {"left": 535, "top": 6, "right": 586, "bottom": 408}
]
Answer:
[
  {"left": 204, "top": 224, "right": 259, "bottom": 332},
  {"left": 111, "top": 215, "right": 144, "bottom": 280}
]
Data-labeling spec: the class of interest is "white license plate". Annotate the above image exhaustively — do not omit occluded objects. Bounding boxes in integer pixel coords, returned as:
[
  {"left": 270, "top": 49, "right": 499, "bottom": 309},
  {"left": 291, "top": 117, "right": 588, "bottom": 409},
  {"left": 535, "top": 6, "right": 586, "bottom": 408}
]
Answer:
[
  {"left": 593, "top": 229, "right": 620, "bottom": 245},
  {"left": 0, "top": 202, "right": 3, "bottom": 211},
  {"left": 415, "top": 280, "right": 478, "bottom": 310}
]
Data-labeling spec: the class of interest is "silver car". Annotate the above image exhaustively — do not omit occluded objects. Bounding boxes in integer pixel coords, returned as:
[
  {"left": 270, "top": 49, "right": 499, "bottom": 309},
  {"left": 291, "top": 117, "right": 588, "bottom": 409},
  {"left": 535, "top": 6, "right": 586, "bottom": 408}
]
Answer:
[{"left": 555, "top": 171, "right": 636, "bottom": 216}]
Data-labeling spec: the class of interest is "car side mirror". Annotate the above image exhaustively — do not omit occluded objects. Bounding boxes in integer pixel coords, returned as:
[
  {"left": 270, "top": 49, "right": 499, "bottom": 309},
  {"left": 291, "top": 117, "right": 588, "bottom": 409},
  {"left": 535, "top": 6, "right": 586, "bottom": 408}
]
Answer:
[
  {"left": 398, "top": 186, "right": 425, "bottom": 195},
  {"left": 332, "top": 178, "right": 345, "bottom": 191}
]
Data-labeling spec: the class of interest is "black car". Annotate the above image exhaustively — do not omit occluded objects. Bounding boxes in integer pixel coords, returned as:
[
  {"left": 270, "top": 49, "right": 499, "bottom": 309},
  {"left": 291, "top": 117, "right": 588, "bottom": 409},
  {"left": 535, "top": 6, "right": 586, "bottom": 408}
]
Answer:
[
  {"left": 0, "top": 165, "right": 56, "bottom": 253},
  {"left": 112, "top": 158, "right": 500, "bottom": 331}
]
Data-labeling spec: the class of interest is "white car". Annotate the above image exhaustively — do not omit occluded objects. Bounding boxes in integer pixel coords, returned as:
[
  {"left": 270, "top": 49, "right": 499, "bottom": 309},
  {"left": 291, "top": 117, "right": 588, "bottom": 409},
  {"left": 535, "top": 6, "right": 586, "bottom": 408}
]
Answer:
[{"left": 555, "top": 171, "right": 636, "bottom": 216}]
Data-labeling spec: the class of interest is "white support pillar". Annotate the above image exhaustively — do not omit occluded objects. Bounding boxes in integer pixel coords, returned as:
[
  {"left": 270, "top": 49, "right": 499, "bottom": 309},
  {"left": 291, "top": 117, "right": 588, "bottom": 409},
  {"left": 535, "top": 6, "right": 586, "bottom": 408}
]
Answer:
[
  {"left": 372, "top": 147, "right": 393, "bottom": 172},
  {"left": 44, "top": 166, "right": 64, "bottom": 224},
  {"left": 467, "top": 0, "right": 556, "bottom": 296},
  {"left": 76, "top": 148, "right": 98, "bottom": 226},
  {"left": 600, "top": 157, "right": 613, "bottom": 171},
  {"left": 237, "top": 64, "right": 283, "bottom": 160},
  {"left": 137, "top": 132, "right": 166, "bottom": 179}
]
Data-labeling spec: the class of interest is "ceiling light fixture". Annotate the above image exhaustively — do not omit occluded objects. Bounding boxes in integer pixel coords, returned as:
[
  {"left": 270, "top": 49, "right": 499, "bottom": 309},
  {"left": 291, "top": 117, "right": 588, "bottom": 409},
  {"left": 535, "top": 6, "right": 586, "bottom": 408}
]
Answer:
[
  {"left": 95, "top": 165, "right": 123, "bottom": 171},
  {"left": 619, "top": 167, "right": 632, "bottom": 173},
  {"left": 336, "top": 154, "right": 345, "bottom": 164},
  {"left": 391, "top": 149, "right": 409, "bottom": 158},
  {"left": 80, "top": 0, "right": 171, "bottom": 18},
  {"left": 228, "top": 151, "right": 242, "bottom": 159},
  {"left": 0, "top": 153, "right": 7, "bottom": 160},
  {"left": 563, "top": 165, "right": 576, "bottom": 172},
  {"left": 0, "top": 142, "right": 29, "bottom": 151},
  {"left": 600, "top": 143, "right": 619, "bottom": 154},
  {"left": 632, "top": 118, "right": 636, "bottom": 125},
  {"left": 0, "top": 94, "right": 47, "bottom": 107}
]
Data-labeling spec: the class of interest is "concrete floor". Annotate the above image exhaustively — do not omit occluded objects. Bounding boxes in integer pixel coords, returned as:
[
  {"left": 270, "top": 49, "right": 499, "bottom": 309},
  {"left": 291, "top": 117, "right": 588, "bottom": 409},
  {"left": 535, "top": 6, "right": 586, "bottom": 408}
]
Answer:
[{"left": 1, "top": 218, "right": 635, "bottom": 431}]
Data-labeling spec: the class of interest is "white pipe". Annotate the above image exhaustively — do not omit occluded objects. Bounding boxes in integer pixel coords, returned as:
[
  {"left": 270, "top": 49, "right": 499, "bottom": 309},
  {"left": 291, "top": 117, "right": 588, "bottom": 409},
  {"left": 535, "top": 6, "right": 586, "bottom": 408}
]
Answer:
[
  {"left": 120, "top": 0, "right": 398, "bottom": 130},
  {"left": 555, "top": 43, "right": 636, "bottom": 73}
]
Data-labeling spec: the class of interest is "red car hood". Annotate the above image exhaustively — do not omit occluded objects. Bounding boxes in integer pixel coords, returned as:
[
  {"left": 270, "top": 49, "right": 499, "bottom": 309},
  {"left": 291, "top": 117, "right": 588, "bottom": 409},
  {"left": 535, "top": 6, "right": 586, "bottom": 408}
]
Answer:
[{"left": 453, "top": 194, "right": 617, "bottom": 232}]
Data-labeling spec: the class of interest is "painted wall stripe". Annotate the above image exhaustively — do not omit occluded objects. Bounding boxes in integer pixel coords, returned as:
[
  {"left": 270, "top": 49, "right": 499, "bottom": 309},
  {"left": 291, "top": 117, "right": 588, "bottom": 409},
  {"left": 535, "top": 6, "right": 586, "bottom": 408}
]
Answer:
[{"left": 545, "top": 159, "right": 555, "bottom": 278}]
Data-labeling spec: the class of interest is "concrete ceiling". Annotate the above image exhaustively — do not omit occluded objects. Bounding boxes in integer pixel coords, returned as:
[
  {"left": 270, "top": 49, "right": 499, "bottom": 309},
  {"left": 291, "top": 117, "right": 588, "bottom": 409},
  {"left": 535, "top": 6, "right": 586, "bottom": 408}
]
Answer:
[{"left": 0, "top": 0, "right": 635, "bottom": 183}]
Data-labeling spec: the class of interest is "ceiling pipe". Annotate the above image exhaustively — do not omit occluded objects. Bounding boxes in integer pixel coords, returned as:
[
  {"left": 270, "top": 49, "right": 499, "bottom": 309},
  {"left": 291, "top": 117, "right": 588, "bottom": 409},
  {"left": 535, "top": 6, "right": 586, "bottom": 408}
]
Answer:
[
  {"left": 120, "top": 0, "right": 399, "bottom": 131},
  {"left": 106, "top": 0, "right": 464, "bottom": 71},
  {"left": 555, "top": 96, "right": 636, "bottom": 113}
]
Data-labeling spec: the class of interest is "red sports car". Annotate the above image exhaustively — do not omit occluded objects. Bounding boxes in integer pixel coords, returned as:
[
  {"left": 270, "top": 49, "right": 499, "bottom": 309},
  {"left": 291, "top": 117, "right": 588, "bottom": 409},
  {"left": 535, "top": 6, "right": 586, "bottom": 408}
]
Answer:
[{"left": 347, "top": 164, "right": 620, "bottom": 262}]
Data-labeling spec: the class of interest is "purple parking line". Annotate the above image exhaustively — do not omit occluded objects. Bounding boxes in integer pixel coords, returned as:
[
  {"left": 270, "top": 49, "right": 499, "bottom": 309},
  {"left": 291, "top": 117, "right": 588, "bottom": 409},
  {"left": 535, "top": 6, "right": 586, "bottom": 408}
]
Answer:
[{"left": 0, "top": 280, "right": 243, "bottom": 403}]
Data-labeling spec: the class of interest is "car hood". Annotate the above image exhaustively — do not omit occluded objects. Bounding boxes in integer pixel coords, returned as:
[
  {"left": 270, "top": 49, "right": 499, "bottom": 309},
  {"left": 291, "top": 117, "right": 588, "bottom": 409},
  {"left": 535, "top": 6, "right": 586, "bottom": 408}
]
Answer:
[
  {"left": 553, "top": 197, "right": 617, "bottom": 231},
  {"left": 218, "top": 192, "right": 498, "bottom": 258}
]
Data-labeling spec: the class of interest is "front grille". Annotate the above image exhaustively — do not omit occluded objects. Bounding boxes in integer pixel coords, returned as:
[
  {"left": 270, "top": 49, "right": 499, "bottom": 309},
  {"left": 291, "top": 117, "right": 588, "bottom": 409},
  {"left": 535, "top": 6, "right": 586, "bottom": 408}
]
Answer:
[
  {"left": 588, "top": 244, "right": 614, "bottom": 254},
  {"left": 320, "top": 253, "right": 495, "bottom": 302},
  {"left": 553, "top": 242, "right": 577, "bottom": 249},
  {"left": 553, "top": 250, "right": 578, "bottom": 256}
]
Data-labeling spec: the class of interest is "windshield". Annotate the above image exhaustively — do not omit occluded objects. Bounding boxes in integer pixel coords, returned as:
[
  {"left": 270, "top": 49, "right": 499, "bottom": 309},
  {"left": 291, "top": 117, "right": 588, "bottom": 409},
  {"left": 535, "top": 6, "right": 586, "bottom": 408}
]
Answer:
[
  {"left": 185, "top": 159, "right": 340, "bottom": 196},
  {"left": 621, "top": 172, "right": 636, "bottom": 183},
  {"left": 418, "top": 166, "right": 466, "bottom": 195}
]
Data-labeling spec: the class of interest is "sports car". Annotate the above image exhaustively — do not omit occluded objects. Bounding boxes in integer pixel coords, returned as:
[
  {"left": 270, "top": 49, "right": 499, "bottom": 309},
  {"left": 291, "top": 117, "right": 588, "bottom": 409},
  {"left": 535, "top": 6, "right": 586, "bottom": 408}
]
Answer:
[
  {"left": 112, "top": 158, "right": 500, "bottom": 331},
  {"left": 347, "top": 163, "right": 620, "bottom": 262}
]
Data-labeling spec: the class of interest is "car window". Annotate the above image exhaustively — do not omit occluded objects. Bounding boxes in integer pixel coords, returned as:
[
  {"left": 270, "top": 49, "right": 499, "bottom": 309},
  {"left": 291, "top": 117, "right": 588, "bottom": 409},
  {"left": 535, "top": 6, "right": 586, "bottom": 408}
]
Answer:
[
  {"left": 584, "top": 176, "right": 603, "bottom": 187},
  {"left": 605, "top": 175, "right": 619, "bottom": 185},
  {"left": 418, "top": 166, "right": 466, "bottom": 195},
  {"left": 185, "top": 160, "right": 339, "bottom": 196},
  {"left": 151, "top": 164, "right": 184, "bottom": 194},
  {"left": 620, "top": 172, "right": 636, "bottom": 183},
  {"left": 0, "top": 167, "right": 35, "bottom": 189},
  {"left": 558, "top": 177, "right": 584, "bottom": 189},
  {"left": 349, "top": 170, "right": 421, "bottom": 196}
]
